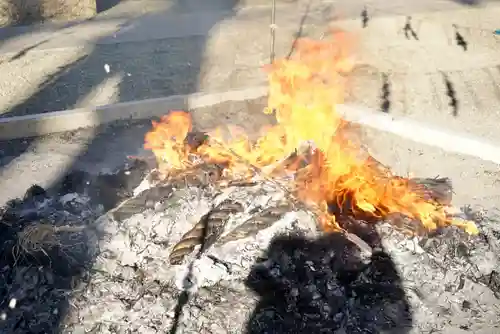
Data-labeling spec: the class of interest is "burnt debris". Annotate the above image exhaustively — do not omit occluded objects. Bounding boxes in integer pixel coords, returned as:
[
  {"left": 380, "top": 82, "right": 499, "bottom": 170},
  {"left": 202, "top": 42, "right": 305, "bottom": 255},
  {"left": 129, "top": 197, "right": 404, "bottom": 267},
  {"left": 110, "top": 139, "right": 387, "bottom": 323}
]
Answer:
[
  {"left": 409, "top": 177, "right": 453, "bottom": 206},
  {"left": 380, "top": 73, "right": 391, "bottom": 113},
  {"left": 1, "top": 147, "right": 499, "bottom": 333},
  {"left": 361, "top": 7, "right": 369, "bottom": 28},
  {"left": 0, "top": 159, "right": 153, "bottom": 333},
  {"left": 403, "top": 16, "right": 419, "bottom": 40},
  {"left": 442, "top": 72, "right": 459, "bottom": 117},
  {"left": 0, "top": 184, "right": 100, "bottom": 333},
  {"left": 419, "top": 224, "right": 500, "bottom": 297},
  {"left": 60, "top": 158, "right": 151, "bottom": 210},
  {"left": 453, "top": 25, "right": 468, "bottom": 51},
  {"left": 110, "top": 162, "right": 225, "bottom": 222},
  {"left": 217, "top": 201, "right": 294, "bottom": 245},
  {"left": 169, "top": 200, "right": 245, "bottom": 265}
]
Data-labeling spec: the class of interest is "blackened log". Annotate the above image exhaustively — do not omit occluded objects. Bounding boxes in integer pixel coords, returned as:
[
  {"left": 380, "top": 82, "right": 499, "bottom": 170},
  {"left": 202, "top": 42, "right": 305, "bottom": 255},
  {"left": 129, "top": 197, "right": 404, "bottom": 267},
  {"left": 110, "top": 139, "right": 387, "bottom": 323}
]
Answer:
[
  {"left": 168, "top": 163, "right": 224, "bottom": 188},
  {"left": 91, "top": 159, "right": 151, "bottom": 210},
  {"left": 409, "top": 177, "right": 453, "bottom": 206},
  {"left": 58, "top": 159, "right": 151, "bottom": 211},
  {"left": 185, "top": 131, "right": 209, "bottom": 152}
]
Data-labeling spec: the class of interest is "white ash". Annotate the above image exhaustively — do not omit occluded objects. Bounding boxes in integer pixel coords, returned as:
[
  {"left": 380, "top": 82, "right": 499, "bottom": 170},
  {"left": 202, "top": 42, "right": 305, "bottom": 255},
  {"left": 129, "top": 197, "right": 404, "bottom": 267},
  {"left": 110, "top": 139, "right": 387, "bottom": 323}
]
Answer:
[
  {"left": 206, "top": 210, "right": 318, "bottom": 280},
  {"left": 375, "top": 214, "right": 500, "bottom": 333},
  {"left": 65, "top": 185, "right": 318, "bottom": 332},
  {"left": 61, "top": 177, "right": 500, "bottom": 334}
]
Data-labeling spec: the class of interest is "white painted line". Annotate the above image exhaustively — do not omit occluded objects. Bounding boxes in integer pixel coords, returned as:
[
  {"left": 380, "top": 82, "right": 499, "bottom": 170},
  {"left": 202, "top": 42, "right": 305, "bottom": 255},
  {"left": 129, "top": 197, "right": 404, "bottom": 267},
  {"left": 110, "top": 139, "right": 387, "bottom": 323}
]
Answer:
[{"left": 337, "top": 104, "right": 500, "bottom": 165}]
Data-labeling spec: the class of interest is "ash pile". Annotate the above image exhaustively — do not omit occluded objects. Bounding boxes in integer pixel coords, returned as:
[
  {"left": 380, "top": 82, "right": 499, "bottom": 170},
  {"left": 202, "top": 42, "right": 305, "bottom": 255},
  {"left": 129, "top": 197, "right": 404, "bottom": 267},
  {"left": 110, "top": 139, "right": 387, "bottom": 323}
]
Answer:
[
  {"left": 72, "top": 160, "right": 499, "bottom": 334},
  {"left": 0, "top": 160, "right": 150, "bottom": 333},
  {"left": 0, "top": 155, "right": 493, "bottom": 334},
  {"left": 0, "top": 150, "right": 499, "bottom": 334}
]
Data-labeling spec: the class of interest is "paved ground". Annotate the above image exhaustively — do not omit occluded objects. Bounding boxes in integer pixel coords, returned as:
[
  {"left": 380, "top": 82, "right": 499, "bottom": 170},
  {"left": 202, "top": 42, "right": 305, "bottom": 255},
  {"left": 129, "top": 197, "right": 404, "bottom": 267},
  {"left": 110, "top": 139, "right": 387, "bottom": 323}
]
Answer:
[
  {"left": 0, "top": 0, "right": 499, "bottom": 203},
  {"left": 1, "top": 1, "right": 500, "bottom": 141}
]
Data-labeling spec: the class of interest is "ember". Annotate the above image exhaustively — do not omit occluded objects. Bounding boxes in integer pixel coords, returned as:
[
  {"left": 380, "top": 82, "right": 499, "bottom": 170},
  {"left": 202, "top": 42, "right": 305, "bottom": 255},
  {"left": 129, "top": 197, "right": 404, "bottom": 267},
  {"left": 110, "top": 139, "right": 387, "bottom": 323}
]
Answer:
[{"left": 143, "top": 30, "right": 477, "bottom": 248}]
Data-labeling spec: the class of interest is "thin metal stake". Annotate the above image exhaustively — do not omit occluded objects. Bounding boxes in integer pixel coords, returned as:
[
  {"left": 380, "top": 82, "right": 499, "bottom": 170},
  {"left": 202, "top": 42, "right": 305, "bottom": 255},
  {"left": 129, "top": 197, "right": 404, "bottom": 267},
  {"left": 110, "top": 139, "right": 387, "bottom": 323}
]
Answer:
[{"left": 270, "top": 0, "right": 276, "bottom": 63}]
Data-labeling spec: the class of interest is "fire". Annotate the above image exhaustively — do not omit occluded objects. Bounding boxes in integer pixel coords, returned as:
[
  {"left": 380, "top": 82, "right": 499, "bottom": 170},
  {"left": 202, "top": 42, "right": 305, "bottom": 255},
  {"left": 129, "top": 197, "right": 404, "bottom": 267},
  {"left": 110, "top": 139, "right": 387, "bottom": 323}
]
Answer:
[{"left": 144, "top": 31, "right": 478, "bottom": 235}]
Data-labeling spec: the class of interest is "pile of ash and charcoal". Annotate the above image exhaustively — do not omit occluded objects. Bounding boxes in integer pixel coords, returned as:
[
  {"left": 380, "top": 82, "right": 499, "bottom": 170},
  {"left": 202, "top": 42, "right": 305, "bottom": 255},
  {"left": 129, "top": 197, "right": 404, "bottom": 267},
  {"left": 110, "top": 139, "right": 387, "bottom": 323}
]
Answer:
[{"left": 0, "top": 131, "right": 499, "bottom": 334}]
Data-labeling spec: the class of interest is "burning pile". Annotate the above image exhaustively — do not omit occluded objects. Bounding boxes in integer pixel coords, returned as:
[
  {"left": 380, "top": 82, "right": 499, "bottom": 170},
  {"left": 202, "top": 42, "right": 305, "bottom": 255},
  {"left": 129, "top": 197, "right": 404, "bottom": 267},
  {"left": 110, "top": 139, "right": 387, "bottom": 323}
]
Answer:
[
  {"left": 3, "top": 30, "right": 499, "bottom": 334},
  {"left": 137, "top": 30, "right": 476, "bottom": 264}
]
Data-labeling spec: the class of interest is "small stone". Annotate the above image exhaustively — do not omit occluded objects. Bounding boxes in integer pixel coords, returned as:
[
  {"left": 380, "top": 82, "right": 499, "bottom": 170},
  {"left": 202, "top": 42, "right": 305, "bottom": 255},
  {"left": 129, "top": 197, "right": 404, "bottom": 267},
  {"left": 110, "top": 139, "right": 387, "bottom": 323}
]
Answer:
[
  {"left": 60, "top": 193, "right": 78, "bottom": 204},
  {"left": 333, "top": 312, "right": 343, "bottom": 322},
  {"left": 119, "top": 249, "right": 138, "bottom": 267},
  {"left": 8, "top": 298, "right": 16, "bottom": 309}
]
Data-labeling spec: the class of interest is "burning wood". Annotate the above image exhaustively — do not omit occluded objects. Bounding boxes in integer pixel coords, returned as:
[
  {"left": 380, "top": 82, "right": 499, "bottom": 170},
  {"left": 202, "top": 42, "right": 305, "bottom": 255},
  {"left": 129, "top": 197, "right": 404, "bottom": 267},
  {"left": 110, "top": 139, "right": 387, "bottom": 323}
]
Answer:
[
  {"left": 108, "top": 153, "right": 460, "bottom": 264},
  {"left": 140, "top": 31, "right": 477, "bottom": 242},
  {"left": 103, "top": 32, "right": 479, "bottom": 267},
  {"left": 134, "top": 124, "right": 475, "bottom": 263}
]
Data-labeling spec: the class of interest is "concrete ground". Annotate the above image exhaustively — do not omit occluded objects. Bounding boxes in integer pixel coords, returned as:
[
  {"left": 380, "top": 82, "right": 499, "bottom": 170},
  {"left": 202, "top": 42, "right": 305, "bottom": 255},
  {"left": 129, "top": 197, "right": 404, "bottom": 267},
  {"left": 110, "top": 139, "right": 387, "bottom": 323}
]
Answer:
[
  {"left": 0, "top": 3, "right": 499, "bottom": 333},
  {"left": 0, "top": 1, "right": 500, "bottom": 139},
  {"left": 0, "top": 0, "right": 499, "bottom": 204}
]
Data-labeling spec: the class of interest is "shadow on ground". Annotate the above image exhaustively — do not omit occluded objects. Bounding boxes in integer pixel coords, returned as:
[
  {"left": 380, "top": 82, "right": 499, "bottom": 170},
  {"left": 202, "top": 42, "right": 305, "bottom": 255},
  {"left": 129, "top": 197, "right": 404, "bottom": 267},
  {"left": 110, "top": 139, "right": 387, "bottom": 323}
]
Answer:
[
  {"left": 449, "top": 0, "right": 483, "bottom": 5},
  {"left": 0, "top": 0, "right": 241, "bottom": 332},
  {"left": 96, "top": 0, "right": 122, "bottom": 13},
  {"left": 245, "top": 228, "right": 413, "bottom": 333},
  {"left": 0, "top": 0, "right": 240, "bottom": 167}
]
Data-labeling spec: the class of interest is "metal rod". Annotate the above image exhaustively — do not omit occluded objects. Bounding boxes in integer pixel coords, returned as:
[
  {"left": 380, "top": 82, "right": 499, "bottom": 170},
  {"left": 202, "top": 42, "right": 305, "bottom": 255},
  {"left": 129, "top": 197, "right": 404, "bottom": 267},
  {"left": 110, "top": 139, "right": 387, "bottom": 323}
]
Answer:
[{"left": 270, "top": 0, "right": 276, "bottom": 63}]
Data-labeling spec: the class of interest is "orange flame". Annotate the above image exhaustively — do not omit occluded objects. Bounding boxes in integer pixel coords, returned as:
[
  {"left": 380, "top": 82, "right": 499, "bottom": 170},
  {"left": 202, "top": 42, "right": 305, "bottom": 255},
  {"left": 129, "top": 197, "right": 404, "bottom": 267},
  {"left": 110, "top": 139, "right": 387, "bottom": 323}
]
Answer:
[
  {"left": 144, "top": 31, "right": 477, "bottom": 235},
  {"left": 144, "top": 111, "right": 192, "bottom": 169}
]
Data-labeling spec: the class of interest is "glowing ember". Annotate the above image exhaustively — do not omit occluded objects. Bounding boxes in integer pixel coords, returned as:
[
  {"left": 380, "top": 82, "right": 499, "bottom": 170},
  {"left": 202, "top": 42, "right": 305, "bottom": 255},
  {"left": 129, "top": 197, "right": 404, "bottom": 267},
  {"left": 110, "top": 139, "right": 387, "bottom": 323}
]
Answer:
[{"left": 144, "top": 31, "right": 477, "bottom": 235}]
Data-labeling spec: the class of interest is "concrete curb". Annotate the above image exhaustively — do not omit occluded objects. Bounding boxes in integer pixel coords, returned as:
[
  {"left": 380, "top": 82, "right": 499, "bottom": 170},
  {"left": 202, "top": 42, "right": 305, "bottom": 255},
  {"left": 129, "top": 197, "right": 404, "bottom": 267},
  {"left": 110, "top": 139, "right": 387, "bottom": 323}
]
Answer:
[
  {"left": 0, "top": 85, "right": 499, "bottom": 165},
  {"left": 338, "top": 105, "right": 500, "bottom": 165},
  {"left": 0, "top": 86, "right": 269, "bottom": 140}
]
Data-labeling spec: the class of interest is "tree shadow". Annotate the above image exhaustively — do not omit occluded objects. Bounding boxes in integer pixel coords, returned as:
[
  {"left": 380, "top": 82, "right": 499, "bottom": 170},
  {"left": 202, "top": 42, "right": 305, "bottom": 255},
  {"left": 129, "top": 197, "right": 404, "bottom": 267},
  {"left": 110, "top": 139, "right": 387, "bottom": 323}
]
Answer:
[
  {"left": 0, "top": 0, "right": 239, "bottom": 165},
  {"left": 0, "top": 0, "right": 240, "bottom": 332},
  {"left": 448, "top": 0, "right": 482, "bottom": 5},
  {"left": 96, "top": 0, "right": 123, "bottom": 13},
  {"left": 244, "top": 225, "right": 413, "bottom": 333}
]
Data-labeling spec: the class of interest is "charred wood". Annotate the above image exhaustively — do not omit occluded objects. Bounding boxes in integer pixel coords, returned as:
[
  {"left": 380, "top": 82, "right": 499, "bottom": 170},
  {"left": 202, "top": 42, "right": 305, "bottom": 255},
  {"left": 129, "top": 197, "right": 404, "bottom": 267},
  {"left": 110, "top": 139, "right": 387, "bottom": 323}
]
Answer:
[
  {"left": 217, "top": 202, "right": 294, "bottom": 245},
  {"left": 110, "top": 185, "right": 175, "bottom": 222},
  {"left": 409, "top": 177, "right": 453, "bottom": 206},
  {"left": 110, "top": 163, "right": 225, "bottom": 222},
  {"left": 169, "top": 200, "right": 245, "bottom": 265}
]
